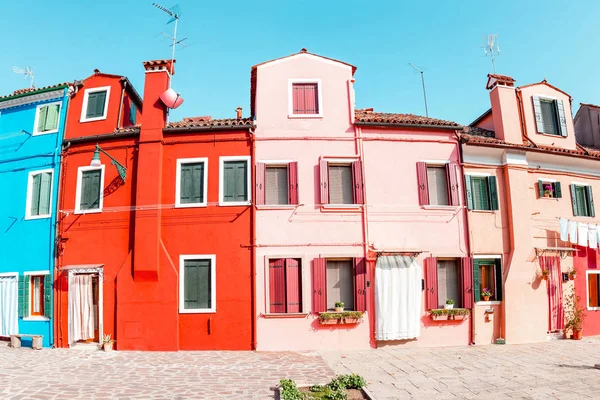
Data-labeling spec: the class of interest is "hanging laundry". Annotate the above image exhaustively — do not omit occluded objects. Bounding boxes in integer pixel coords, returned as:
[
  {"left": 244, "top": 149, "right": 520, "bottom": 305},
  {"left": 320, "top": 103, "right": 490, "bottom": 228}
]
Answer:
[
  {"left": 559, "top": 218, "right": 569, "bottom": 242},
  {"left": 590, "top": 225, "right": 598, "bottom": 250},
  {"left": 569, "top": 220, "right": 578, "bottom": 244},
  {"left": 578, "top": 222, "right": 589, "bottom": 247}
]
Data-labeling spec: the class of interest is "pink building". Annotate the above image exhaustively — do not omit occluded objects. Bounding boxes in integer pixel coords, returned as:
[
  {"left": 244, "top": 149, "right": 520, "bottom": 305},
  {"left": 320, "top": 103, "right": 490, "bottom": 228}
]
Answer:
[
  {"left": 463, "top": 74, "right": 600, "bottom": 343},
  {"left": 252, "top": 49, "right": 472, "bottom": 350}
]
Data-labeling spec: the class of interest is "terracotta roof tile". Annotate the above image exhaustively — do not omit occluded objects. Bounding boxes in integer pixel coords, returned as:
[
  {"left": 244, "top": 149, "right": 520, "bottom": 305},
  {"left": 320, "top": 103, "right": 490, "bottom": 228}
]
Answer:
[
  {"left": 0, "top": 82, "right": 71, "bottom": 100},
  {"left": 166, "top": 117, "right": 254, "bottom": 130},
  {"left": 354, "top": 108, "right": 460, "bottom": 128},
  {"left": 115, "top": 126, "right": 141, "bottom": 134},
  {"left": 461, "top": 125, "right": 495, "bottom": 138},
  {"left": 488, "top": 74, "right": 515, "bottom": 83}
]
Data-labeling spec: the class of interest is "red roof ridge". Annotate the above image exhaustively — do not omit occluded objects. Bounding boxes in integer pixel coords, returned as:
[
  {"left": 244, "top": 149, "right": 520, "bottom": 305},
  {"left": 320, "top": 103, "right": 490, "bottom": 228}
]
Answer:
[
  {"left": 251, "top": 49, "right": 357, "bottom": 73},
  {"left": 355, "top": 109, "right": 460, "bottom": 128}
]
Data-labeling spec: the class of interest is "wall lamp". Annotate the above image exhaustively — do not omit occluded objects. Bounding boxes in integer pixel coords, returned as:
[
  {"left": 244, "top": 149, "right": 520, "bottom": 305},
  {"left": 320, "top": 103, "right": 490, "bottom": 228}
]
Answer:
[{"left": 90, "top": 144, "right": 127, "bottom": 182}]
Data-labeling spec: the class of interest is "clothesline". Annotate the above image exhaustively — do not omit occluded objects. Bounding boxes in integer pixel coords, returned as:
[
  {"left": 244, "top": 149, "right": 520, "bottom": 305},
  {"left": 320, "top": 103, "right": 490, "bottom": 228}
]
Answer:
[{"left": 559, "top": 217, "right": 598, "bottom": 250}]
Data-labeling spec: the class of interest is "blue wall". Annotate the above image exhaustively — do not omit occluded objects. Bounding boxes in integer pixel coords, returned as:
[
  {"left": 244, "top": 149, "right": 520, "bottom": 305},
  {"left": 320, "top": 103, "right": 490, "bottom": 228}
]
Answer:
[{"left": 0, "top": 87, "right": 69, "bottom": 347}]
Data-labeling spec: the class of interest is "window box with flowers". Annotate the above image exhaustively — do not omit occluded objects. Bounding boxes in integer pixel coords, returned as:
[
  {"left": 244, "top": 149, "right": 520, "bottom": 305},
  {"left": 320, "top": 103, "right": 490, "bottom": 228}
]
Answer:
[
  {"left": 429, "top": 308, "right": 470, "bottom": 321},
  {"left": 538, "top": 180, "right": 562, "bottom": 199},
  {"left": 481, "top": 288, "right": 493, "bottom": 301},
  {"left": 318, "top": 311, "right": 364, "bottom": 325}
]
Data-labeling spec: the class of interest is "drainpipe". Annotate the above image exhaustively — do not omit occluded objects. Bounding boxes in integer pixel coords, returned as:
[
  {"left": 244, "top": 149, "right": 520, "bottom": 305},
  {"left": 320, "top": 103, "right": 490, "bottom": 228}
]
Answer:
[
  {"left": 249, "top": 127, "right": 257, "bottom": 350},
  {"left": 116, "top": 79, "right": 126, "bottom": 130},
  {"left": 516, "top": 88, "right": 537, "bottom": 147}
]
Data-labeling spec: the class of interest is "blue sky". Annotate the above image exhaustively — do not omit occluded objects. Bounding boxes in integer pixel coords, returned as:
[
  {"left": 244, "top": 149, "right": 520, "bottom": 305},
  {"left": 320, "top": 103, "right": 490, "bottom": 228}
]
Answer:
[{"left": 1, "top": 1, "right": 599, "bottom": 125}]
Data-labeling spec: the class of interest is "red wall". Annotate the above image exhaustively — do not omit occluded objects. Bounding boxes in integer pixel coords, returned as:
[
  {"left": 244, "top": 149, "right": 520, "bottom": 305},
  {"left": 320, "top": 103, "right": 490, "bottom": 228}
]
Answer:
[{"left": 575, "top": 247, "right": 600, "bottom": 336}]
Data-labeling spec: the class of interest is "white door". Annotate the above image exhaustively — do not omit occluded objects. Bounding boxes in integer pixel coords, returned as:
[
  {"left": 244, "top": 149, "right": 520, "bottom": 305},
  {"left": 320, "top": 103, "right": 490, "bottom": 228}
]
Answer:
[{"left": 0, "top": 275, "right": 18, "bottom": 337}]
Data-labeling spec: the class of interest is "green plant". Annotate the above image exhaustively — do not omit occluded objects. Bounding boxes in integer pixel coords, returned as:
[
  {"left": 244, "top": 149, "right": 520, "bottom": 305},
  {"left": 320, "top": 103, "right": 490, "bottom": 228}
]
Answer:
[
  {"left": 101, "top": 334, "right": 115, "bottom": 344},
  {"left": 318, "top": 311, "right": 364, "bottom": 321},
  {"left": 541, "top": 269, "right": 550, "bottom": 278},
  {"left": 446, "top": 299, "right": 454, "bottom": 305},
  {"left": 564, "top": 287, "right": 585, "bottom": 331},
  {"left": 569, "top": 269, "right": 577, "bottom": 278},
  {"left": 481, "top": 288, "right": 493, "bottom": 297},
  {"left": 279, "top": 379, "right": 304, "bottom": 400},
  {"left": 451, "top": 308, "right": 471, "bottom": 316},
  {"left": 334, "top": 302, "right": 344, "bottom": 308},
  {"left": 309, "top": 384, "right": 325, "bottom": 393},
  {"left": 336, "top": 374, "right": 366, "bottom": 389}
]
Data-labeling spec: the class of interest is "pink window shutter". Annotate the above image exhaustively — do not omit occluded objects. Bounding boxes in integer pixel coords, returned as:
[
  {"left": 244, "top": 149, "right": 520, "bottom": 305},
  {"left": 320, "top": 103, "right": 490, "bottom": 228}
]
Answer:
[
  {"left": 256, "top": 162, "right": 266, "bottom": 205},
  {"left": 424, "top": 256, "right": 438, "bottom": 310},
  {"left": 354, "top": 257, "right": 367, "bottom": 311},
  {"left": 547, "top": 256, "right": 564, "bottom": 331},
  {"left": 269, "top": 259, "right": 286, "bottom": 313},
  {"left": 304, "top": 84, "right": 317, "bottom": 114},
  {"left": 447, "top": 162, "right": 460, "bottom": 206},
  {"left": 312, "top": 258, "right": 327, "bottom": 313},
  {"left": 461, "top": 257, "right": 473, "bottom": 309},
  {"left": 288, "top": 162, "right": 299, "bottom": 205},
  {"left": 416, "top": 162, "right": 429, "bottom": 206},
  {"left": 285, "top": 259, "right": 302, "bottom": 313},
  {"left": 352, "top": 160, "right": 365, "bottom": 204},
  {"left": 320, "top": 159, "right": 329, "bottom": 205},
  {"left": 292, "top": 84, "right": 303, "bottom": 114}
]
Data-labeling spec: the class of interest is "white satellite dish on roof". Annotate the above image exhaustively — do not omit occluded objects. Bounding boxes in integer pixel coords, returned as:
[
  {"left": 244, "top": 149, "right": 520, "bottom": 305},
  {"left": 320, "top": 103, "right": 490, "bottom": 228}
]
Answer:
[{"left": 160, "top": 88, "right": 184, "bottom": 109}]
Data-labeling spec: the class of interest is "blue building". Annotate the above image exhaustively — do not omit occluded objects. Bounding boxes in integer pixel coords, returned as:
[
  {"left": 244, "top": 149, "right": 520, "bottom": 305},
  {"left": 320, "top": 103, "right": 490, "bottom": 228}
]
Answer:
[{"left": 0, "top": 83, "right": 70, "bottom": 347}]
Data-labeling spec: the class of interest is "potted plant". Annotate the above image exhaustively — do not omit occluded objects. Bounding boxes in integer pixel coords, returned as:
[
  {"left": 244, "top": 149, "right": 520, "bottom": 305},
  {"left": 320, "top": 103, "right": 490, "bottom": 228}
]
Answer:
[
  {"left": 429, "top": 309, "right": 449, "bottom": 321},
  {"left": 334, "top": 302, "right": 344, "bottom": 312},
  {"left": 544, "top": 184, "right": 553, "bottom": 198},
  {"left": 481, "top": 288, "right": 493, "bottom": 301},
  {"left": 541, "top": 269, "right": 550, "bottom": 281},
  {"left": 565, "top": 288, "right": 585, "bottom": 340},
  {"left": 444, "top": 299, "right": 454, "bottom": 310},
  {"left": 569, "top": 269, "right": 577, "bottom": 281},
  {"left": 101, "top": 334, "right": 115, "bottom": 351}
]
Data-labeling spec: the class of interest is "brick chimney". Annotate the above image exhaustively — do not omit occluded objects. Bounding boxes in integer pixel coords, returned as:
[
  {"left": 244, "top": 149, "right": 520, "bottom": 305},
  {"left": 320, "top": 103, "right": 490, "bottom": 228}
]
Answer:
[
  {"left": 236, "top": 107, "right": 242, "bottom": 119},
  {"left": 486, "top": 73, "right": 523, "bottom": 144}
]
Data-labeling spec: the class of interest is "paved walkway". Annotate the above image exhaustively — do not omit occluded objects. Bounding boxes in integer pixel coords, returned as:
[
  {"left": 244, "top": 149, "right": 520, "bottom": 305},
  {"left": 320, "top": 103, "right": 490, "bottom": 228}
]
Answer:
[
  {"left": 0, "top": 343, "right": 333, "bottom": 399},
  {"left": 321, "top": 336, "right": 600, "bottom": 399}
]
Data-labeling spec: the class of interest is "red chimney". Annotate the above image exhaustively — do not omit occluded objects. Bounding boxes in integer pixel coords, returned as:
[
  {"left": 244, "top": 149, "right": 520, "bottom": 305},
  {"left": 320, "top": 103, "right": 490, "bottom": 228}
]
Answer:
[
  {"left": 236, "top": 107, "right": 242, "bottom": 119},
  {"left": 139, "top": 59, "right": 175, "bottom": 142}
]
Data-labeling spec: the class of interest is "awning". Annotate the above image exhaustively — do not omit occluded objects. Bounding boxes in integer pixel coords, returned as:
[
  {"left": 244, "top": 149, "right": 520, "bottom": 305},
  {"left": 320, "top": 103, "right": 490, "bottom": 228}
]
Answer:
[
  {"left": 534, "top": 247, "right": 575, "bottom": 258},
  {"left": 59, "top": 264, "right": 104, "bottom": 270}
]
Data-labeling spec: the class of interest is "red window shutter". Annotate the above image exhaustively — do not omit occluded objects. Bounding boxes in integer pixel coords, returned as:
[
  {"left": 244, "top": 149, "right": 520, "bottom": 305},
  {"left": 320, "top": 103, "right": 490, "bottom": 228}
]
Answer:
[
  {"left": 461, "top": 257, "right": 473, "bottom": 309},
  {"left": 424, "top": 256, "right": 438, "bottom": 310},
  {"left": 288, "top": 162, "right": 299, "bottom": 205},
  {"left": 312, "top": 258, "right": 327, "bottom": 313},
  {"left": 285, "top": 259, "right": 302, "bottom": 313},
  {"left": 304, "top": 84, "right": 318, "bottom": 114},
  {"left": 354, "top": 257, "right": 367, "bottom": 311},
  {"left": 352, "top": 160, "right": 365, "bottom": 204},
  {"left": 320, "top": 159, "right": 329, "bottom": 205},
  {"left": 293, "top": 84, "right": 304, "bottom": 114},
  {"left": 269, "top": 259, "right": 286, "bottom": 313},
  {"left": 447, "top": 162, "right": 460, "bottom": 206},
  {"left": 256, "top": 162, "right": 266, "bottom": 205},
  {"left": 416, "top": 162, "right": 429, "bottom": 206}
]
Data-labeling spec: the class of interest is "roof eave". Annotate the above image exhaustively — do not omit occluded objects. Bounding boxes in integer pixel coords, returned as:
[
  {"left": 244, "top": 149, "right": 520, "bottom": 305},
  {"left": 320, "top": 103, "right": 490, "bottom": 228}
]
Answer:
[
  {"left": 354, "top": 121, "right": 460, "bottom": 130},
  {"left": 163, "top": 124, "right": 255, "bottom": 133},
  {"left": 0, "top": 84, "right": 69, "bottom": 104},
  {"left": 462, "top": 139, "right": 600, "bottom": 161}
]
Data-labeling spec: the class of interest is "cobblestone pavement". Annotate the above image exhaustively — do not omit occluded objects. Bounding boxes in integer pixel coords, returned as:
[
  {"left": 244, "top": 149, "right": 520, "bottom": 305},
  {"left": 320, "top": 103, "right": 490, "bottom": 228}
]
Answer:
[
  {"left": 321, "top": 336, "right": 600, "bottom": 399},
  {"left": 0, "top": 343, "right": 334, "bottom": 399}
]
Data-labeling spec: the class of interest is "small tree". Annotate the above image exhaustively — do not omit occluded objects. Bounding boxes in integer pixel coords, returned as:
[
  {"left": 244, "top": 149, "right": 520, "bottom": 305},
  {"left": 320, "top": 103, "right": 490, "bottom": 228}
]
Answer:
[{"left": 564, "top": 287, "right": 585, "bottom": 333}]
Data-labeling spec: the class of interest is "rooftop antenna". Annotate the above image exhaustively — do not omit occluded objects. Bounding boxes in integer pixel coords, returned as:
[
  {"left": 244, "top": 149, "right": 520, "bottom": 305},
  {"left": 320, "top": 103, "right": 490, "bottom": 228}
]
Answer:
[
  {"left": 482, "top": 34, "right": 501, "bottom": 74},
  {"left": 152, "top": 3, "right": 186, "bottom": 86},
  {"left": 409, "top": 63, "right": 429, "bottom": 117},
  {"left": 12, "top": 66, "right": 35, "bottom": 89}
]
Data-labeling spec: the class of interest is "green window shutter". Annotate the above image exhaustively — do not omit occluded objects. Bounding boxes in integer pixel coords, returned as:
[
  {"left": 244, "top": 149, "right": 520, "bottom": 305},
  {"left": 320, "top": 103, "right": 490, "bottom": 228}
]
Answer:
[
  {"left": 30, "top": 173, "right": 41, "bottom": 216},
  {"left": 44, "top": 104, "right": 60, "bottom": 132},
  {"left": 80, "top": 170, "right": 102, "bottom": 210},
  {"left": 554, "top": 182, "right": 562, "bottom": 198},
  {"left": 471, "top": 177, "right": 490, "bottom": 210},
  {"left": 488, "top": 176, "right": 499, "bottom": 210},
  {"left": 555, "top": 100, "right": 568, "bottom": 137},
  {"left": 179, "top": 164, "right": 192, "bottom": 203},
  {"left": 586, "top": 185, "right": 595, "bottom": 218},
  {"left": 473, "top": 260, "right": 481, "bottom": 302},
  {"left": 570, "top": 184, "right": 580, "bottom": 216},
  {"left": 86, "top": 93, "right": 97, "bottom": 118},
  {"left": 235, "top": 161, "right": 248, "bottom": 201},
  {"left": 86, "top": 91, "right": 107, "bottom": 118},
  {"left": 129, "top": 103, "right": 137, "bottom": 125},
  {"left": 494, "top": 259, "right": 503, "bottom": 301},
  {"left": 465, "top": 175, "right": 474, "bottom": 210},
  {"left": 18, "top": 275, "right": 30, "bottom": 318},
  {"left": 223, "top": 161, "right": 247, "bottom": 202},
  {"left": 44, "top": 275, "right": 52, "bottom": 319},
  {"left": 533, "top": 96, "right": 545, "bottom": 133},
  {"left": 192, "top": 163, "right": 204, "bottom": 203},
  {"left": 95, "top": 91, "right": 107, "bottom": 117},
  {"left": 183, "top": 259, "right": 211, "bottom": 309},
  {"left": 223, "top": 163, "right": 235, "bottom": 202},
  {"left": 180, "top": 163, "right": 204, "bottom": 204},
  {"left": 538, "top": 180, "right": 544, "bottom": 198},
  {"left": 37, "top": 106, "right": 48, "bottom": 132},
  {"left": 39, "top": 172, "right": 52, "bottom": 215},
  {"left": 540, "top": 100, "right": 559, "bottom": 135}
]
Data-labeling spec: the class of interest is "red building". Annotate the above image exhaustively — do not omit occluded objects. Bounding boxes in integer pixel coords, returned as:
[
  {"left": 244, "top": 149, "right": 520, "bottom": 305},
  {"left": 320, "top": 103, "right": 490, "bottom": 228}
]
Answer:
[{"left": 55, "top": 60, "right": 254, "bottom": 350}]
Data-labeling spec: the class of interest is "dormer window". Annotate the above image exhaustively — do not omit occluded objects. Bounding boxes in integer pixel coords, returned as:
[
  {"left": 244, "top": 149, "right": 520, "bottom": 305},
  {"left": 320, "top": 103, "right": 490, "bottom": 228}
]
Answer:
[
  {"left": 81, "top": 86, "right": 111, "bottom": 122},
  {"left": 533, "top": 96, "right": 567, "bottom": 137},
  {"left": 288, "top": 79, "right": 322, "bottom": 118}
]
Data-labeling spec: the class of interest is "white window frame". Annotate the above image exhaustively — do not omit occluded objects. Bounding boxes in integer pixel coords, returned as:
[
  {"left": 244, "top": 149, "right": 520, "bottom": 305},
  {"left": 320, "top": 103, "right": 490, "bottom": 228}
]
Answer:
[
  {"left": 33, "top": 101, "right": 62, "bottom": 136},
  {"left": 80, "top": 86, "right": 111, "bottom": 123},
  {"left": 586, "top": 270, "right": 600, "bottom": 311},
  {"left": 25, "top": 168, "right": 54, "bottom": 220},
  {"left": 264, "top": 255, "right": 307, "bottom": 315},
  {"left": 179, "top": 254, "right": 216, "bottom": 314},
  {"left": 74, "top": 165, "right": 105, "bottom": 215},
  {"left": 175, "top": 157, "right": 208, "bottom": 208},
  {"left": 23, "top": 270, "right": 50, "bottom": 321},
  {"left": 288, "top": 79, "right": 323, "bottom": 118},
  {"left": 219, "top": 156, "right": 251, "bottom": 206}
]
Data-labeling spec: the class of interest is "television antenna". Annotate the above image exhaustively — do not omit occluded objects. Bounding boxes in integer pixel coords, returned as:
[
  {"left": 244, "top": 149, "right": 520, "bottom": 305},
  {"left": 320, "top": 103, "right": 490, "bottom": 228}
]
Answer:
[
  {"left": 482, "top": 34, "right": 500, "bottom": 74},
  {"left": 152, "top": 3, "right": 186, "bottom": 84},
  {"left": 409, "top": 63, "right": 429, "bottom": 117},
  {"left": 12, "top": 65, "right": 35, "bottom": 88}
]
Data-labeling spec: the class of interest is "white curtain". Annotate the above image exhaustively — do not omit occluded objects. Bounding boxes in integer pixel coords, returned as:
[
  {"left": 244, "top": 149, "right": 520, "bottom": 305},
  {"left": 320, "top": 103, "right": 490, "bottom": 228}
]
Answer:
[
  {"left": 375, "top": 256, "right": 422, "bottom": 341},
  {"left": 0, "top": 276, "right": 18, "bottom": 337},
  {"left": 69, "top": 275, "right": 95, "bottom": 343}
]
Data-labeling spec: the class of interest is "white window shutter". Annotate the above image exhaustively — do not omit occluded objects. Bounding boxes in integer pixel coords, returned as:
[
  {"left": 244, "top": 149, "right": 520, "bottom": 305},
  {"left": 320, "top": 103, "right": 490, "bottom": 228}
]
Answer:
[
  {"left": 533, "top": 96, "right": 545, "bottom": 133},
  {"left": 555, "top": 100, "right": 568, "bottom": 137}
]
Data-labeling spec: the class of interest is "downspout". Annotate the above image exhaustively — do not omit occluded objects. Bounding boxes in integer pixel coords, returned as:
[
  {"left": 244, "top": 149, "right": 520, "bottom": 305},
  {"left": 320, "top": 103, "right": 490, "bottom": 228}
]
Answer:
[
  {"left": 116, "top": 79, "right": 126, "bottom": 130},
  {"left": 249, "top": 127, "right": 257, "bottom": 350},
  {"left": 516, "top": 88, "right": 537, "bottom": 147}
]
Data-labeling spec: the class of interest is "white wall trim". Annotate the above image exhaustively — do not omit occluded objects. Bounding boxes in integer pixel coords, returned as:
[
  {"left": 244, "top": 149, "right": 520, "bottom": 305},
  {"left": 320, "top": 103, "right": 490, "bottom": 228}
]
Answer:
[
  {"left": 466, "top": 172, "right": 492, "bottom": 177},
  {"left": 421, "top": 160, "right": 450, "bottom": 165},
  {"left": 25, "top": 168, "right": 54, "bottom": 220},
  {"left": 218, "top": 156, "right": 251, "bottom": 206},
  {"left": 74, "top": 165, "right": 105, "bottom": 214},
  {"left": 571, "top": 181, "right": 589, "bottom": 187},
  {"left": 175, "top": 157, "right": 208, "bottom": 208},
  {"left": 32, "top": 101, "right": 62, "bottom": 136},
  {"left": 0, "top": 272, "right": 18, "bottom": 277},
  {"left": 260, "top": 160, "right": 294, "bottom": 165},
  {"left": 179, "top": 254, "right": 217, "bottom": 314},
  {"left": 23, "top": 270, "right": 50, "bottom": 276},
  {"left": 539, "top": 178, "right": 558, "bottom": 183},
  {"left": 80, "top": 86, "right": 111, "bottom": 123},
  {"left": 473, "top": 255, "right": 502, "bottom": 259},
  {"left": 258, "top": 53, "right": 353, "bottom": 72},
  {"left": 503, "top": 151, "right": 528, "bottom": 167},
  {"left": 535, "top": 93, "right": 559, "bottom": 101},
  {"left": 0, "top": 89, "right": 64, "bottom": 111},
  {"left": 586, "top": 270, "right": 600, "bottom": 311},
  {"left": 288, "top": 79, "right": 323, "bottom": 118}
]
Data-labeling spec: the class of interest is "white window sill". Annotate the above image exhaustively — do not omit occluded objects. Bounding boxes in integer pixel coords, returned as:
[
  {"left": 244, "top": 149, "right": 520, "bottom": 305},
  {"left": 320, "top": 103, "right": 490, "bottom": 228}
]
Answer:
[
  {"left": 32, "top": 129, "right": 59, "bottom": 136},
  {"left": 587, "top": 307, "right": 600, "bottom": 311},
  {"left": 256, "top": 204, "right": 298, "bottom": 210},
  {"left": 470, "top": 209, "right": 496, "bottom": 213},
  {"left": 179, "top": 309, "right": 216, "bottom": 314},
  {"left": 288, "top": 114, "right": 323, "bottom": 119},
  {"left": 23, "top": 316, "right": 50, "bottom": 322},
  {"left": 74, "top": 208, "right": 103, "bottom": 215},
  {"left": 476, "top": 301, "right": 502, "bottom": 306},
  {"left": 322, "top": 204, "right": 362, "bottom": 209},
  {"left": 218, "top": 201, "right": 251, "bottom": 207},
  {"left": 80, "top": 116, "right": 108, "bottom": 123},
  {"left": 539, "top": 197, "right": 559, "bottom": 201},
  {"left": 174, "top": 203, "right": 207, "bottom": 209},
  {"left": 262, "top": 313, "right": 308, "bottom": 319},
  {"left": 25, "top": 214, "right": 51, "bottom": 221},
  {"left": 422, "top": 205, "right": 459, "bottom": 210},
  {"left": 537, "top": 131, "right": 566, "bottom": 138}
]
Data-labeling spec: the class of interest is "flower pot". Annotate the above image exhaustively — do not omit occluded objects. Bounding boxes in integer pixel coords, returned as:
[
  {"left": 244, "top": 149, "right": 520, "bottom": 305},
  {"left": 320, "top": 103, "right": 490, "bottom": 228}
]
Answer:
[
  {"left": 343, "top": 318, "right": 360, "bottom": 324},
  {"left": 103, "top": 342, "right": 114, "bottom": 351},
  {"left": 572, "top": 329, "right": 583, "bottom": 340},
  {"left": 569, "top": 275, "right": 576, "bottom": 281},
  {"left": 444, "top": 304, "right": 454, "bottom": 310},
  {"left": 482, "top": 296, "right": 490, "bottom": 301},
  {"left": 334, "top": 307, "right": 344, "bottom": 313},
  {"left": 430, "top": 314, "right": 449, "bottom": 321},
  {"left": 544, "top": 193, "right": 551, "bottom": 198},
  {"left": 319, "top": 319, "right": 340, "bottom": 325},
  {"left": 542, "top": 275, "right": 549, "bottom": 281}
]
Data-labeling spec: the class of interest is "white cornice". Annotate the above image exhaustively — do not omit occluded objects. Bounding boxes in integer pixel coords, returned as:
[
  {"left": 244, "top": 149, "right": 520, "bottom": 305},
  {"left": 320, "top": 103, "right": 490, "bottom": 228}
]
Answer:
[{"left": 0, "top": 89, "right": 64, "bottom": 111}]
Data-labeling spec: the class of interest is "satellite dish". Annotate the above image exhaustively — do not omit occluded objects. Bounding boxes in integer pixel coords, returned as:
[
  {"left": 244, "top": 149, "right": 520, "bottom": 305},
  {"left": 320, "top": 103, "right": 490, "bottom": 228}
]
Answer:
[{"left": 159, "top": 88, "right": 184, "bottom": 109}]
